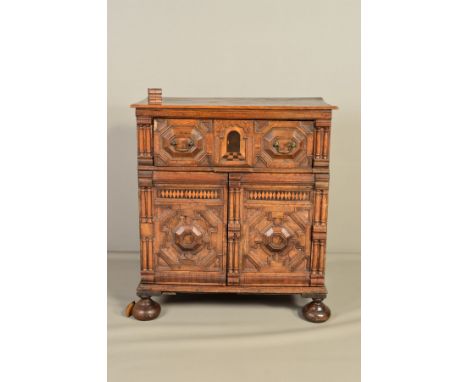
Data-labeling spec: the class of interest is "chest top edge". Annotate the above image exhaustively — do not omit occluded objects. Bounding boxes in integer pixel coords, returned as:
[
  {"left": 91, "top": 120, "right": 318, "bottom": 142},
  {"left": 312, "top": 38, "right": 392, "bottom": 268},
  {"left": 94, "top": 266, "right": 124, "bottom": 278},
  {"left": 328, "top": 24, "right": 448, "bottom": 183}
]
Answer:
[{"left": 130, "top": 94, "right": 337, "bottom": 110}]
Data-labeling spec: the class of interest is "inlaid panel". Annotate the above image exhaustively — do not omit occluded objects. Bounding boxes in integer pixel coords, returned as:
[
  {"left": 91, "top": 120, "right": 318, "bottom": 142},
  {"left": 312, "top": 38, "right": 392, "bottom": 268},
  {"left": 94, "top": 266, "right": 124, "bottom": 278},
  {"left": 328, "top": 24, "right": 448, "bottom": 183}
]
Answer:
[
  {"left": 153, "top": 172, "right": 228, "bottom": 285},
  {"left": 213, "top": 120, "right": 254, "bottom": 166}
]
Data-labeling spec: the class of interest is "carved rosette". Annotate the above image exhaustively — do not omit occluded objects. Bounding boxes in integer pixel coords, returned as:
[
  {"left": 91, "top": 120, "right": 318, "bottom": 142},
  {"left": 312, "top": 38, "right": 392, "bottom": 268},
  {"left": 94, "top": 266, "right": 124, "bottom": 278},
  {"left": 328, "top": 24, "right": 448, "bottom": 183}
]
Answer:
[
  {"left": 174, "top": 220, "right": 205, "bottom": 258},
  {"left": 263, "top": 226, "right": 292, "bottom": 252}
]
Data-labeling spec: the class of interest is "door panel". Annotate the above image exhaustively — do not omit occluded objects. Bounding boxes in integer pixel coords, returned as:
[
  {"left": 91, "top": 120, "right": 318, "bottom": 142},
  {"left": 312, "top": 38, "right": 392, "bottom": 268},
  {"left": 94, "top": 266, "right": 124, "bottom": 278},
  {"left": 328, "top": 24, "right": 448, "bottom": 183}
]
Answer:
[
  {"left": 153, "top": 172, "right": 227, "bottom": 285},
  {"left": 235, "top": 173, "right": 314, "bottom": 286}
]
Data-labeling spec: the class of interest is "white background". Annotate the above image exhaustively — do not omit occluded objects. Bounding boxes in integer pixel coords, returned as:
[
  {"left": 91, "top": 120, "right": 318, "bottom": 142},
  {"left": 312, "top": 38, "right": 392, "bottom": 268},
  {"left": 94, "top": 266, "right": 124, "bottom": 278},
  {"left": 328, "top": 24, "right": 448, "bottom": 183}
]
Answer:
[{"left": 1, "top": 0, "right": 468, "bottom": 381}]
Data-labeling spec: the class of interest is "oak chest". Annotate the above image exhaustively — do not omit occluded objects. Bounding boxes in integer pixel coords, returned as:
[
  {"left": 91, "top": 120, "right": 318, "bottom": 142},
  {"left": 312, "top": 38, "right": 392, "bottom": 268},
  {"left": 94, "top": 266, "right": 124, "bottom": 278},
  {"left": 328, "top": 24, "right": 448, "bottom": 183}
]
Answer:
[{"left": 126, "top": 88, "right": 337, "bottom": 322}]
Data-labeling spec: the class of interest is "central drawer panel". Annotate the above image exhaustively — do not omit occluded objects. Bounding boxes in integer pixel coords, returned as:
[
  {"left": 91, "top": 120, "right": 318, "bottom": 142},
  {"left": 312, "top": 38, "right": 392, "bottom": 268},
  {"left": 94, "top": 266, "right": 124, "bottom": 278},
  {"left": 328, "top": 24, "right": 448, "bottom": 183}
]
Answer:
[{"left": 153, "top": 119, "right": 315, "bottom": 168}]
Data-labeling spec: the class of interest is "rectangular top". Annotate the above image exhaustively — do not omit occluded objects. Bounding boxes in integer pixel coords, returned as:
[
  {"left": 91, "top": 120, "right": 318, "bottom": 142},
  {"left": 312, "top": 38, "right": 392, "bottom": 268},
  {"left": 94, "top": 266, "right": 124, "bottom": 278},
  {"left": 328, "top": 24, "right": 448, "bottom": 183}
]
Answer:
[{"left": 130, "top": 97, "right": 337, "bottom": 110}]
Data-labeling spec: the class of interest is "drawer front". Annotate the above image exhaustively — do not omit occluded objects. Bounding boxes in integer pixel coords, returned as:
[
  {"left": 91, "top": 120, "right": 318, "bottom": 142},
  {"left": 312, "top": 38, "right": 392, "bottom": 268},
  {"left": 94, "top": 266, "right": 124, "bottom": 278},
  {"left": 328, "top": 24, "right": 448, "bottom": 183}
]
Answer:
[
  {"left": 152, "top": 172, "right": 228, "bottom": 285},
  {"left": 153, "top": 119, "right": 316, "bottom": 169},
  {"left": 153, "top": 119, "right": 214, "bottom": 166},
  {"left": 235, "top": 173, "right": 314, "bottom": 286}
]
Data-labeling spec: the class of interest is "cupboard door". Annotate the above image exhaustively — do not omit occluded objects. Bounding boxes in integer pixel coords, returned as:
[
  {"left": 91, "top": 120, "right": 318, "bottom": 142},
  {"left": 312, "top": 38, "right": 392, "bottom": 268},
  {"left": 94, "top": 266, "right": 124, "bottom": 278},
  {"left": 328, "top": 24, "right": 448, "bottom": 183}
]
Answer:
[
  {"left": 234, "top": 173, "right": 314, "bottom": 286},
  {"left": 153, "top": 172, "right": 228, "bottom": 285}
]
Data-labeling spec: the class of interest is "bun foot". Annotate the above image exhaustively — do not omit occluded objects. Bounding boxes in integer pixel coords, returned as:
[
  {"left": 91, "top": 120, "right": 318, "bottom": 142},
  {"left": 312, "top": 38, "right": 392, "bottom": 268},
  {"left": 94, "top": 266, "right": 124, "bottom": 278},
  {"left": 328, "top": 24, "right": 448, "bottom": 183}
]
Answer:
[
  {"left": 302, "top": 297, "right": 331, "bottom": 323},
  {"left": 132, "top": 297, "right": 161, "bottom": 321}
]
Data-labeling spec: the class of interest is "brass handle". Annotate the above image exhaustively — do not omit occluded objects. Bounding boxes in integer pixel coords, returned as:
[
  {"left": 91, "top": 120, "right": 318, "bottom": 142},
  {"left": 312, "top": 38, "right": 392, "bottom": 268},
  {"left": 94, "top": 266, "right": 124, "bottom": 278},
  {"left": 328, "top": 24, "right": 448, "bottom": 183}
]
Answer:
[
  {"left": 170, "top": 137, "right": 194, "bottom": 152},
  {"left": 273, "top": 139, "right": 296, "bottom": 154}
]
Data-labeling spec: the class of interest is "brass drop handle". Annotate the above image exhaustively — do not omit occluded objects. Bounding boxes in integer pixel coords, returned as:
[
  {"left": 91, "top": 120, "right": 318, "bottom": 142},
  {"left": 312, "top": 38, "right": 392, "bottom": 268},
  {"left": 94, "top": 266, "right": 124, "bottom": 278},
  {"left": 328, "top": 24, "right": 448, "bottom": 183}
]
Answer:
[
  {"left": 273, "top": 138, "right": 296, "bottom": 154},
  {"left": 170, "top": 137, "right": 194, "bottom": 152}
]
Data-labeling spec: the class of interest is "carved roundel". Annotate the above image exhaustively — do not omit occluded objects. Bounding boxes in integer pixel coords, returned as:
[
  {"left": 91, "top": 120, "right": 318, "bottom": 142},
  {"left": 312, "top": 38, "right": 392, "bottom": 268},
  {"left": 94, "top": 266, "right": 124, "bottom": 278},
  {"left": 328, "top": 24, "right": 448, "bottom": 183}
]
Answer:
[
  {"left": 174, "top": 224, "right": 204, "bottom": 252},
  {"left": 262, "top": 226, "right": 292, "bottom": 253}
]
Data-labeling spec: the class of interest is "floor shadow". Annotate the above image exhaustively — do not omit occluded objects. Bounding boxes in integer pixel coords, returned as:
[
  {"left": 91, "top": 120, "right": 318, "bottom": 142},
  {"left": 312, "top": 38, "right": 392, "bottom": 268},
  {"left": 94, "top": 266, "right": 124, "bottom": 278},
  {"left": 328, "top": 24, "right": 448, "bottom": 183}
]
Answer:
[{"left": 160, "top": 293, "right": 302, "bottom": 309}]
